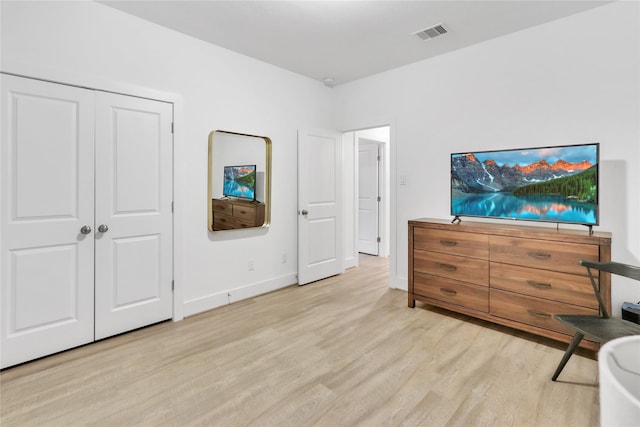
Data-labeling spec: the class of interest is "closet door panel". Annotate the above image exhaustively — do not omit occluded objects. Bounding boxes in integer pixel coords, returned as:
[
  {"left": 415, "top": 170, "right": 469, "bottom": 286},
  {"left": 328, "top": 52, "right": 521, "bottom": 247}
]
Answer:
[
  {"left": 94, "top": 92, "right": 173, "bottom": 340},
  {"left": 1, "top": 74, "right": 95, "bottom": 368}
]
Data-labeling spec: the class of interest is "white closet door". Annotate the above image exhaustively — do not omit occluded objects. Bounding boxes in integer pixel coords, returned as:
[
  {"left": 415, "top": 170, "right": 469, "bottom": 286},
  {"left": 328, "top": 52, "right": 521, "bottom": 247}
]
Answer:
[
  {"left": 94, "top": 92, "right": 173, "bottom": 340},
  {"left": 1, "top": 74, "right": 95, "bottom": 368}
]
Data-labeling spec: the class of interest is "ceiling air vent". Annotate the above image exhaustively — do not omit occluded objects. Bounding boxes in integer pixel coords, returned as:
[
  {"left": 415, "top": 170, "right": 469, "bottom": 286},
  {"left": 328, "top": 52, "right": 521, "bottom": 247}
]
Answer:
[{"left": 414, "top": 24, "right": 447, "bottom": 40}]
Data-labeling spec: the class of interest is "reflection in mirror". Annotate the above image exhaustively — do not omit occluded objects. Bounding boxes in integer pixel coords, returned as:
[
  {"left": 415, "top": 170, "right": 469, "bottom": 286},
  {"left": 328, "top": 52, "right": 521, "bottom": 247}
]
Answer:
[{"left": 208, "top": 130, "right": 271, "bottom": 232}]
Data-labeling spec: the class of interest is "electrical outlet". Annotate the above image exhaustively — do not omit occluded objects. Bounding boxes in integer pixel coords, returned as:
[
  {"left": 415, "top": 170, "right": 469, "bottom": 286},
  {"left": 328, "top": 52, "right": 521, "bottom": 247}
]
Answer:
[{"left": 248, "top": 260, "right": 254, "bottom": 271}]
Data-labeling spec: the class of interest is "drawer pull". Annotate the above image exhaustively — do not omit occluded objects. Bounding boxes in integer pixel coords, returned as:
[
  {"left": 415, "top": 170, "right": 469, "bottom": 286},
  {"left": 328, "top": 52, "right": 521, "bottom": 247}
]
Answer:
[
  {"left": 439, "top": 240, "right": 458, "bottom": 247},
  {"left": 440, "top": 288, "right": 457, "bottom": 296},
  {"left": 526, "top": 280, "right": 552, "bottom": 290},
  {"left": 527, "top": 309, "right": 551, "bottom": 318},
  {"left": 438, "top": 263, "right": 457, "bottom": 272},
  {"left": 527, "top": 251, "right": 551, "bottom": 260}
]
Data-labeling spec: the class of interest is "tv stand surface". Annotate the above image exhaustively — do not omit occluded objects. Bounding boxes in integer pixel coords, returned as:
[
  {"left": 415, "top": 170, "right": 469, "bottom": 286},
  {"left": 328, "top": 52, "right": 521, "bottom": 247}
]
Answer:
[{"left": 408, "top": 218, "right": 612, "bottom": 350}]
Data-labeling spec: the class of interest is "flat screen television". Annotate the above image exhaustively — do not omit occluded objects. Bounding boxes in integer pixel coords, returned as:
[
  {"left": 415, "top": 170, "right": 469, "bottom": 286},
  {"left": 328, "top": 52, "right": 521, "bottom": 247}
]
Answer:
[
  {"left": 451, "top": 143, "right": 599, "bottom": 226},
  {"left": 223, "top": 165, "right": 256, "bottom": 201}
]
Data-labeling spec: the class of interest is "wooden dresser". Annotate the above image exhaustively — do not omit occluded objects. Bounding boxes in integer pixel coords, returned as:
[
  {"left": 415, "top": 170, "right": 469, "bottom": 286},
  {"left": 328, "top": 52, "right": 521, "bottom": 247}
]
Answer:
[
  {"left": 408, "top": 218, "right": 612, "bottom": 350},
  {"left": 212, "top": 198, "right": 265, "bottom": 231}
]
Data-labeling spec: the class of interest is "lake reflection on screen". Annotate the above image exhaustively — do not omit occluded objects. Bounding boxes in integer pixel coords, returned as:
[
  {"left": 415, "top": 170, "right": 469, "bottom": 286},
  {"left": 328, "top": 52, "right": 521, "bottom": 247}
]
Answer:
[
  {"left": 451, "top": 193, "right": 597, "bottom": 224},
  {"left": 223, "top": 180, "right": 254, "bottom": 200}
]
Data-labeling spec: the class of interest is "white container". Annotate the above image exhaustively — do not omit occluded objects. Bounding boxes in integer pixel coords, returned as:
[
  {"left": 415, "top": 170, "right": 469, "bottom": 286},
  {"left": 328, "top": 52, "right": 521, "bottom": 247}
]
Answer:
[{"left": 599, "top": 335, "right": 640, "bottom": 426}]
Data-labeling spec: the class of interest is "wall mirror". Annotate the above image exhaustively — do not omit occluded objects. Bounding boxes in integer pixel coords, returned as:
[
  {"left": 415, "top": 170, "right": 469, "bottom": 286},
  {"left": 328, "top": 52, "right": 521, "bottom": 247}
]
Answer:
[{"left": 208, "top": 130, "right": 271, "bottom": 232}]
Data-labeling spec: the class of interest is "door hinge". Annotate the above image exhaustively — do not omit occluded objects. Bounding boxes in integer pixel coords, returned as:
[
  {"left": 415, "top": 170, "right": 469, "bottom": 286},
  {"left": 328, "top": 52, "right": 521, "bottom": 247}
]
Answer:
[
  {"left": 171, "top": 280, "right": 175, "bottom": 291},
  {"left": 171, "top": 122, "right": 174, "bottom": 134},
  {"left": 171, "top": 201, "right": 174, "bottom": 213},
  {"left": 377, "top": 155, "right": 381, "bottom": 161},
  {"left": 377, "top": 237, "right": 381, "bottom": 243},
  {"left": 377, "top": 196, "right": 381, "bottom": 202}
]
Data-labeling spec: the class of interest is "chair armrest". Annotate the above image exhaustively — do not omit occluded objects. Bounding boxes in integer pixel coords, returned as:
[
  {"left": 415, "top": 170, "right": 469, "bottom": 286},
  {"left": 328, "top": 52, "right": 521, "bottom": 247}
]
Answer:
[{"left": 580, "top": 260, "right": 640, "bottom": 281}]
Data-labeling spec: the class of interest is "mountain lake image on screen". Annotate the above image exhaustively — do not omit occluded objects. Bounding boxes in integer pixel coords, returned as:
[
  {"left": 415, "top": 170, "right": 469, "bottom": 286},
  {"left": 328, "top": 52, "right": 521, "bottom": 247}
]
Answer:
[
  {"left": 450, "top": 143, "right": 599, "bottom": 225},
  {"left": 223, "top": 165, "right": 256, "bottom": 200}
]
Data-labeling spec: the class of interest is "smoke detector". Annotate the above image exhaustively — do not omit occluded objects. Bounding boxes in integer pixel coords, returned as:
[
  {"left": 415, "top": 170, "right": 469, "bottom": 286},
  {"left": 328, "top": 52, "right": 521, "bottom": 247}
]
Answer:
[
  {"left": 414, "top": 23, "right": 448, "bottom": 40},
  {"left": 322, "top": 77, "right": 335, "bottom": 88}
]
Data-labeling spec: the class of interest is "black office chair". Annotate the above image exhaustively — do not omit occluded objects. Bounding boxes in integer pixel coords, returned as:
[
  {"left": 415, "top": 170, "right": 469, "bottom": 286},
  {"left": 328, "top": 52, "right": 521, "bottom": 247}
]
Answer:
[{"left": 552, "top": 260, "right": 640, "bottom": 381}]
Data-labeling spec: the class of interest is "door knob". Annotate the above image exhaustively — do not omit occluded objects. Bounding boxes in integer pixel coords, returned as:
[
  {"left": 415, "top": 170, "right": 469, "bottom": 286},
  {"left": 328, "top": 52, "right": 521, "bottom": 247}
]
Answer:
[
  {"left": 98, "top": 224, "right": 109, "bottom": 233},
  {"left": 300, "top": 209, "right": 309, "bottom": 216},
  {"left": 80, "top": 225, "right": 92, "bottom": 235}
]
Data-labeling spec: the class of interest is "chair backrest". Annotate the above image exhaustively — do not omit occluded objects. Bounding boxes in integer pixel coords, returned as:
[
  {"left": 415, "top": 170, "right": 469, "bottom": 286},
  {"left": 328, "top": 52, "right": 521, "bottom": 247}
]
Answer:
[{"left": 579, "top": 260, "right": 640, "bottom": 319}]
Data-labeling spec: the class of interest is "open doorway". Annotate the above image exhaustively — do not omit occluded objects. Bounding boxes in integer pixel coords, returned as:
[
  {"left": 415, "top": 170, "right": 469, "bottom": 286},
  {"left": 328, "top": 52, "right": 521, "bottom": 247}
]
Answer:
[{"left": 343, "top": 126, "right": 390, "bottom": 269}]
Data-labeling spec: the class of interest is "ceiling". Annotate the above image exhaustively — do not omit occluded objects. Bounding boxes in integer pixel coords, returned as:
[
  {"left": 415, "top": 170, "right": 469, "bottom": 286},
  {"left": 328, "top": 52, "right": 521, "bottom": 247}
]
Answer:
[{"left": 100, "top": 1, "right": 612, "bottom": 87}]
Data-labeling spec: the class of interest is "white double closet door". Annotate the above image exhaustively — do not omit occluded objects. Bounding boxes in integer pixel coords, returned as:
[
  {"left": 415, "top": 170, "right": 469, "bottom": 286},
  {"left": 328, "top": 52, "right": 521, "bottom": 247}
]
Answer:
[{"left": 1, "top": 74, "right": 173, "bottom": 368}]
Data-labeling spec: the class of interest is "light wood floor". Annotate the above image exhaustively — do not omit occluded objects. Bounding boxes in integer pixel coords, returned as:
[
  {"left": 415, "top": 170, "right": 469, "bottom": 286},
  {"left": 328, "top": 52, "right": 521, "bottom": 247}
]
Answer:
[{"left": 1, "top": 254, "right": 599, "bottom": 426}]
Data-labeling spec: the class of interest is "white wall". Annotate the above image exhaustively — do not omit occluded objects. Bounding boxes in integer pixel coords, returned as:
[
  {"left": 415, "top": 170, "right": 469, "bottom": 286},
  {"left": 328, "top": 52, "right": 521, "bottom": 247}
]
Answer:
[
  {"left": 335, "top": 1, "right": 640, "bottom": 312},
  {"left": 342, "top": 131, "right": 358, "bottom": 269},
  {"left": 1, "top": 1, "right": 334, "bottom": 317}
]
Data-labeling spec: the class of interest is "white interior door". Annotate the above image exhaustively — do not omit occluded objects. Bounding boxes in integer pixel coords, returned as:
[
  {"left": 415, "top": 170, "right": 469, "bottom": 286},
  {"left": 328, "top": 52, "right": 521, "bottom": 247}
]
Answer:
[
  {"left": 1, "top": 74, "right": 95, "bottom": 368},
  {"left": 297, "top": 129, "right": 344, "bottom": 285},
  {"left": 358, "top": 141, "right": 380, "bottom": 255},
  {"left": 94, "top": 92, "right": 173, "bottom": 340}
]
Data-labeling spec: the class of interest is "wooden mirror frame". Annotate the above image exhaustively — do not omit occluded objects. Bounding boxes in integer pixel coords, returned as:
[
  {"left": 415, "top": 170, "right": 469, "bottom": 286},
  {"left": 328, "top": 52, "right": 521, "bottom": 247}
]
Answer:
[{"left": 207, "top": 130, "right": 272, "bottom": 232}]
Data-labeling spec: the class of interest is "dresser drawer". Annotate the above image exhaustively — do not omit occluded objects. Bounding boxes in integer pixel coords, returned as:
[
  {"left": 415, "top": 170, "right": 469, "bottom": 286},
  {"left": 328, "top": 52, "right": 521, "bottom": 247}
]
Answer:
[
  {"left": 490, "top": 263, "right": 598, "bottom": 309},
  {"left": 234, "top": 217, "right": 259, "bottom": 228},
  {"left": 490, "top": 289, "right": 598, "bottom": 335},
  {"left": 213, "top": 212, "right": 234, "bottom": 230},
  {"left": 414, "top": 250, "right": 488, "bottom": 286},
  {"left": 414, "top": 228, "right": 488, "bottom": 259},
  {"left": 213, "top": 200, "right": 233, "bottom": 215},
  {"left": 414, "top": 272, "right": 488, "bottom": 313},
  {"left": 233, "top": 203, "right": 257, "bottom": 220},
  {"left": 490, "top": 236, "right": 598, "bottom": 275}
]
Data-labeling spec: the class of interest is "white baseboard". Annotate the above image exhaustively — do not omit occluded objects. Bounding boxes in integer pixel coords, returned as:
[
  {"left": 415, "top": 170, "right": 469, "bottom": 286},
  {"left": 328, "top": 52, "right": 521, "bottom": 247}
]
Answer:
[
  {"left": 392, "top": 275, "right": 408, "bottom": 291},
  {"left": 345, "top": 256, "right": 358, "bottom": 270},
  {"left": 183, "top": 273, "right": 298, "bottom": 317}
]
